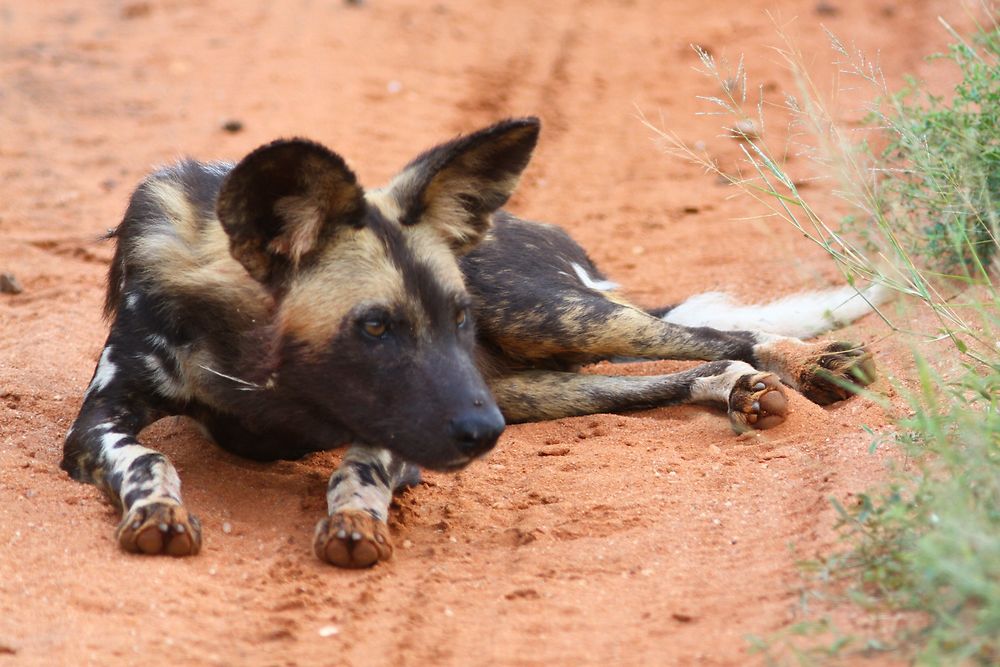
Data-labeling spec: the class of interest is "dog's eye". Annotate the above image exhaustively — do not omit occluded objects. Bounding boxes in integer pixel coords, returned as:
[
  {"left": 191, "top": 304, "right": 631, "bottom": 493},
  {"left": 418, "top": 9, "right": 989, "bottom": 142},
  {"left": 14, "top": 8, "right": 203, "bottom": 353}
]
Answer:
[
  {"left": 361, "top": 319, "right": 389, "bottom": 339},
  {"left": 455, "top": 308, "right": 468, "bottom": 328}
]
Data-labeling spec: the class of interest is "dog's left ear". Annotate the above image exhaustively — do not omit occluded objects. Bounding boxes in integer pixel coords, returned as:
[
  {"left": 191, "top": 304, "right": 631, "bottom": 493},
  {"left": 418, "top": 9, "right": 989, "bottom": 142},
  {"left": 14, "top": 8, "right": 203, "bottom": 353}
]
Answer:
[{"left": 388, "top": 117, "right": 540, "bottom": 254}]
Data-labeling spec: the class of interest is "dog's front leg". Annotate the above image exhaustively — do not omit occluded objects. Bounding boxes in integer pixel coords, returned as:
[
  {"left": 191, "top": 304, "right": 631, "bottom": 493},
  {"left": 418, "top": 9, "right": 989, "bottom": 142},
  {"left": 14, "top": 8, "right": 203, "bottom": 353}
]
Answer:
[
  {"left": 61, "top": 346, "right": 201, "bottom": 557},
  {"left": 313, "top": 445, "right": 420, "bottom": 568}
]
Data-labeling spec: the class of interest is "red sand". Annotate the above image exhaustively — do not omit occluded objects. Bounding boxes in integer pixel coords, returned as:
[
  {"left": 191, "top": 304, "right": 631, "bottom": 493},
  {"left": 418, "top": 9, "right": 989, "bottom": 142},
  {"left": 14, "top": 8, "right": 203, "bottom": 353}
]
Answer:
[{"left": 0, "top": 1, "right": 966, "bottom": 664}]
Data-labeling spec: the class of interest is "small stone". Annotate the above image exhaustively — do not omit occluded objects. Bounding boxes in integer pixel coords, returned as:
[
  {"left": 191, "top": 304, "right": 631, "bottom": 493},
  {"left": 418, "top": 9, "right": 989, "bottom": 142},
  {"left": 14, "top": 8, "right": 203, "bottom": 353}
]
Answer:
[
  {"left": 121, "top": 2, "right": 152, "bottom": 19},
  {"left": 318, "top": 625, "right": 340, "bottom": 637},
  {"left": 815, "top": 1, "right": 839, "bottom": 15},
  {"left": 0, "top": 273, "right": 23, "bottom": 295},
  {"left": 386, "top": 80, "right": 402, "bottom": 94},
  {"left": 222, "top": 522, "right": 233, "bottom": 534},
  {"left": 221, "top": 119, "right": 244, "bottom": 133},
  {"left": 402, "top": 539, "right": 413, "bottom": 549}
]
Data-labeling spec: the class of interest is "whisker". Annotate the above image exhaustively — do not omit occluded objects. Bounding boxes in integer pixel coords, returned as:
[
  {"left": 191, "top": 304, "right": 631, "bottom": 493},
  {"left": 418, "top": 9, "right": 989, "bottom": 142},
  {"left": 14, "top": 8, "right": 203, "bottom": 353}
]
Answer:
[{"left": 198, "top": 364, "right": 264, "bottom": 390}]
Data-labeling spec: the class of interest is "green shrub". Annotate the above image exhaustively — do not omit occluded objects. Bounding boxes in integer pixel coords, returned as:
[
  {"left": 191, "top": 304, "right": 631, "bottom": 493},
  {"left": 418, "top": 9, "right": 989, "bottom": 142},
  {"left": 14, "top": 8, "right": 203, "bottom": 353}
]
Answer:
[{"left": 644, "top": 9, "right": 1000, "bottom": 664}]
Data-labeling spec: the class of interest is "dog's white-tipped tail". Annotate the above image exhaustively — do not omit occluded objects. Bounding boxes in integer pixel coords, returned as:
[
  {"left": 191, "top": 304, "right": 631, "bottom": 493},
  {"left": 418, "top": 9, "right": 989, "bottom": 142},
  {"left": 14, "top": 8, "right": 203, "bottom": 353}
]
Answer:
[{"left": 661, "top": 284, "right": 891, "bottom": 339}]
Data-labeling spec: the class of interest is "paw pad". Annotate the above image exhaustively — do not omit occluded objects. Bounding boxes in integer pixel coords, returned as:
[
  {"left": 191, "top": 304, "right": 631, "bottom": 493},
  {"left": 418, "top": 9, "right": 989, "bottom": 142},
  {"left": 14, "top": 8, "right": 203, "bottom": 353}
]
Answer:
[
  {"left": 801, "top": 342, "right": 876, "bottom": 405},
  {"left": 730, "top": 373, "right": 788, "bottom": 433},
  {"left": 314, "top": 510, "right": 392, "bottom": 568},
  {"left": 116, "top": 500, "right": 202, "bottom": 557}
]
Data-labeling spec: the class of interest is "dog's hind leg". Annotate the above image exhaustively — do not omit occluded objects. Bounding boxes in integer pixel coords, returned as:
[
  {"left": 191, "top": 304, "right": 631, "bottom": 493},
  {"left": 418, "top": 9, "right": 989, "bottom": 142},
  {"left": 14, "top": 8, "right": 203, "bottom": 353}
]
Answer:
[
  {"left": 313, "top": 445, "right": 421, "bottom": 568},
  {"left": 482, "top": 291, "right": 874, "bottom": 406},
  {"left": 62, "top": 344, "right": 202, "bottom": 556},
  {"left": 489, "top": 360, "right": 788, "bottom": 431}
]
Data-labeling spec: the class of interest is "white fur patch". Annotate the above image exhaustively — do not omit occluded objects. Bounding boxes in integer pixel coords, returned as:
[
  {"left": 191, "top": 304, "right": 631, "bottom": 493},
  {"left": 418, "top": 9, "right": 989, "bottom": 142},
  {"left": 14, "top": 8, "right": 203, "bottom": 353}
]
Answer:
[
  {"left": 99, "top": 431, "right": 129, "bottom": 450},
  {"left": 86, "top": 346, "right": 118, "bottom": 397},
  {"left": 102, "top": 441, "right": 182, "bottom": 499},
  {"left": 690, "top": 361, "right": 754, "bottom": 403},
  {"left": 143, "top": 353, "right": 188, "bottom": 400},
  {"left": 570, "top": 262, "right": 619, "bottom": 292},
  {"left": 663, "top": 284, "right": 890, "bottom": 339}
]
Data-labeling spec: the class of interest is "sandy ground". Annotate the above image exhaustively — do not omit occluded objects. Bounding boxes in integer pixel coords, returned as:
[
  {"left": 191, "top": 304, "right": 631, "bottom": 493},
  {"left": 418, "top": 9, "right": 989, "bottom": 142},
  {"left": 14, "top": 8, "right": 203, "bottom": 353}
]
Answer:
[{"left": 0, "top": 0, "right": 972, "bottom": 665}]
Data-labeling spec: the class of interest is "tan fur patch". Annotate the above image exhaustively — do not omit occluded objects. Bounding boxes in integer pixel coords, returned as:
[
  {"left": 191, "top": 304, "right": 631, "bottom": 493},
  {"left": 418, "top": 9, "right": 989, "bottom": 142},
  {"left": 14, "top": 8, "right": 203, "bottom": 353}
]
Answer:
[
  {"left": 132, "top": 178, "right": 270, "bottom": 320},
  {"left": 279, "top": 225, "right": 405, "bottom": 349},
  {"left": 751, "top": 338, "right": 813, "bottom": 386},
  {"left": 371, "top": 182, "right": 481, "bottom": 296},
  {"left": 145, "top": 179, "right": 199, "bottom": 245},
  {"left": 364, "top": 187, "right": 404, "bottom": 223},
  {"left": 488, "top": 371, "right": 609, "bottom": 421},
  {"left": 384, "top": 164, "right": 516, "bottom": 254},
  {"left": 402, "top": 224, "right": 467, "bottom": 294},
  {"left": 493, "top": 302, "right": 681, "bottom": 361}
]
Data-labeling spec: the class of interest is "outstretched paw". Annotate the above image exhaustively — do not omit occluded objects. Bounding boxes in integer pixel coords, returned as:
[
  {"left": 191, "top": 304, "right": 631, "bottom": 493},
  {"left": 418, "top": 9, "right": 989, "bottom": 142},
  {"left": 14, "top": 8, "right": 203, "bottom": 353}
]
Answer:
[
  {"left": 314, "top": 510, "right": 392, "bottom": 568},
  {"left": 116, "top": 499, "right": 202, "bottom": 557},
  {"left": 799, "top": 342, "right": 876, "bottom": 405},
  {"left": 729, "top": 372, "right": 788, "bottom": 433}
]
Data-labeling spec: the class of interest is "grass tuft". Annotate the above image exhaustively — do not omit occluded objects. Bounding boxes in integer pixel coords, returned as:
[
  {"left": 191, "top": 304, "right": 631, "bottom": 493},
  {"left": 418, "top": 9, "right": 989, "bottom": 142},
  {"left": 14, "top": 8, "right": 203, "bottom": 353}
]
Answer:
[{"left": 644, "top": 4, "right": 999, "bottom": 663}]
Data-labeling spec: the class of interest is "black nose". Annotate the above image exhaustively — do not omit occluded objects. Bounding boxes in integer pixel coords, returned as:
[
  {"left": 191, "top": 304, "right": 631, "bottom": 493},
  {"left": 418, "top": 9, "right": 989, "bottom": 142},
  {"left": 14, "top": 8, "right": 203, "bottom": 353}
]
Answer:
[{"left": 449, "top": 407, "right": 505, "bottom": 457}]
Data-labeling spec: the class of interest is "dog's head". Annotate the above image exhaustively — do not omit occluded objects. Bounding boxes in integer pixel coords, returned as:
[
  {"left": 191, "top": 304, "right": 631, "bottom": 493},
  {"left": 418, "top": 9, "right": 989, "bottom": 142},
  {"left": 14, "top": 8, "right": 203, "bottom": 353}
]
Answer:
[{"left": 216, "top": 118, "right": 540, "bottom": 470}]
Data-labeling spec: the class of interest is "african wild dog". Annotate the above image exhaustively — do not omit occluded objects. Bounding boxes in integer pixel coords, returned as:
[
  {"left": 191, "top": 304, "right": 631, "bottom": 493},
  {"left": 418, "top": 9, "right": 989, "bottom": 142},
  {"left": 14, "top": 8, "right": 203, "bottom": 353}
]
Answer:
[{"left": 63, "top": 117, "right": 878, "bottom": 567}]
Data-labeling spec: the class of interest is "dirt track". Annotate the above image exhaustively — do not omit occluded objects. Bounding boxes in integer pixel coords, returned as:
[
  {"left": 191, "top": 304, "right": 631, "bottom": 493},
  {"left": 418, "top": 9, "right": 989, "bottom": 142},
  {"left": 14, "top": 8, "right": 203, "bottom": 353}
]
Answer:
[{"left": 0, "top": 1, "right": 965, "bottom": 664}]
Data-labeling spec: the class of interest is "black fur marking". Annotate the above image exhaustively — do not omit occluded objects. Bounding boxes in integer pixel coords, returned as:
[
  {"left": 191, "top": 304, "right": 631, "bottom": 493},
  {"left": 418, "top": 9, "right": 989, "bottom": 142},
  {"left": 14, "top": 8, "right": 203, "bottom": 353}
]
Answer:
[
  {"left": 127, "top": 453, "right": 159, "bottom": 484},
  {"left": 107, "top": 470, "right": 124, "bottom": 495},
  {"left": 351, "top": 462, "right": 377, "bottom": 487},
  {"left": 367, "top": 211, "right": 468, "bottom": 336},
  {"left": 327, "top": 472, "right": 347, "bottom": 491},
  {"left": 122, "top": 488, "right": 152, "bottom": 509}
]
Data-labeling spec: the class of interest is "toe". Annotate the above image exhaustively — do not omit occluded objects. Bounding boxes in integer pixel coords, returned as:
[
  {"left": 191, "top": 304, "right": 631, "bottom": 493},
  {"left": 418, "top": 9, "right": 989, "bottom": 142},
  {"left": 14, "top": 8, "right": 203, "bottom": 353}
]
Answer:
[
  {"left": 135, "top": 524, "right": 165, "bottom": 554},
  {"left": 730, "top": 373, "right": 789, "bottom": 432},
  {"left": 117, "top": 502, "right": 202, "bottom": 557},
  {"left": 314, "top": 511, "right": 393, "bottom": 568},
  {"left": 759, "top": 389, "right": 787, "bottom": 417}
]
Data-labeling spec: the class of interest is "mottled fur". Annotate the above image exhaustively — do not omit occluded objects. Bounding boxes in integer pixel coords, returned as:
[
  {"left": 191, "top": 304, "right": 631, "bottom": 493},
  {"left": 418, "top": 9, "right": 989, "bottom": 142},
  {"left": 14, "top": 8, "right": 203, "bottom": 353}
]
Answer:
[{"left": 63, "top": 118, "right": 875, "bottom": 567}]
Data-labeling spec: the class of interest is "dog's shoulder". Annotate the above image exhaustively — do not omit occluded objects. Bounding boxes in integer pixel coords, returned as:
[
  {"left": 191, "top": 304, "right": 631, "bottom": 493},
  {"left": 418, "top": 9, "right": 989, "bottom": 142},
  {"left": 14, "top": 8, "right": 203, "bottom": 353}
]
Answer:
[{"left": 105, "top": 159, "right": 270, "bottom": 329}]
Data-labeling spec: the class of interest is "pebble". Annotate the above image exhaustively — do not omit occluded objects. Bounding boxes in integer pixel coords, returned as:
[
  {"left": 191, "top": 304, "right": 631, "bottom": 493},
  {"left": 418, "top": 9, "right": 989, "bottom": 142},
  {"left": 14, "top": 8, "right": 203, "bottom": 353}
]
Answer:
[
  {"left": 221, "top": 119, "right": 244, "bottom": 133},
  {"left": 815, "top": 1, "right": 840, "bottom": 15},
  {"left": 318, "top": 625, "right": 340, "bottom": 637},
  {"left": 1, "top": 273, "right": 23, "bottom": 295}
]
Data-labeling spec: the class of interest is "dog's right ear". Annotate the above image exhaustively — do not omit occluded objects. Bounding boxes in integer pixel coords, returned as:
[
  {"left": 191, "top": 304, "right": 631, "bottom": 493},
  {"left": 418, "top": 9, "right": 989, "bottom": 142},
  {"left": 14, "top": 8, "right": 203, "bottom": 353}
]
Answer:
[
  {"left": 217, "top": 139, "right": 365, "bottom": 286},
  {"left": 385, "top": 117, "right": 540, "bottom": 255}
]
